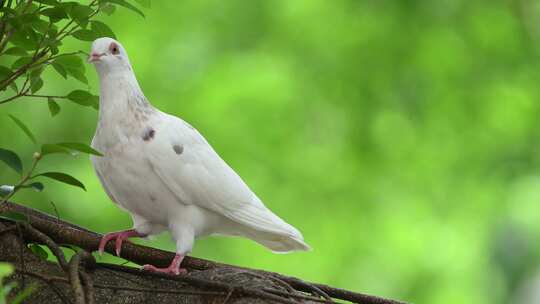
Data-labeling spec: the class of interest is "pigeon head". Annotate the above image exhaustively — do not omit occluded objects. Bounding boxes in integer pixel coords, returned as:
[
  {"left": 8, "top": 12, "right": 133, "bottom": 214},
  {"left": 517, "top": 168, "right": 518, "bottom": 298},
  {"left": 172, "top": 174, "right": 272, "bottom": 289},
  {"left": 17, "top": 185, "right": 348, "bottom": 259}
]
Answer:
[{"left": 89, "top": 37, "right": 132, "bottom": 74}]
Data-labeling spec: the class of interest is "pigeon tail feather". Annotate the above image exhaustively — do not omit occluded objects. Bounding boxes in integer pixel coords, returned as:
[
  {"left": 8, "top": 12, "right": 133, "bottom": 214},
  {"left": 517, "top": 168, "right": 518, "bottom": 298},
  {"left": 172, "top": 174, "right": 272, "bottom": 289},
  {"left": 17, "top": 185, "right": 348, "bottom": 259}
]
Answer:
[{"left": 230, "top": 203, "right": 311, "bottom": 252}]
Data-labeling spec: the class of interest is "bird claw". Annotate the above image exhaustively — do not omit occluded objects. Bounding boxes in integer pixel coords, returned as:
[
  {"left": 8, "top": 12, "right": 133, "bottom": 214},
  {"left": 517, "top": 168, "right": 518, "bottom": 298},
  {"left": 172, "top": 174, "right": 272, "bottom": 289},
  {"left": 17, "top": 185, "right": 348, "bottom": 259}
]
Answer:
[
  {"left": 142, "top": 264, "right": 187, "bottom": 275},
  {"left": 98, "top": 232, "right": 117, "bottom": 256},
  {"left": 98, "top": 229, "right": 144, "bottom": 257},
  {"left": 142, "top": 253, "right": 186, "bottom": 275}
]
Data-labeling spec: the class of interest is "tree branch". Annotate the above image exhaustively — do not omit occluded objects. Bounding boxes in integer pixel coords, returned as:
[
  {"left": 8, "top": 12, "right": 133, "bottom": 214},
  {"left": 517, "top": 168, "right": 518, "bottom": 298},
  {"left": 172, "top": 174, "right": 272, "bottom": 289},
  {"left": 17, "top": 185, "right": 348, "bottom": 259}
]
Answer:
[{"left": 0, "top": 201, "right": 406, "bottom": 304}]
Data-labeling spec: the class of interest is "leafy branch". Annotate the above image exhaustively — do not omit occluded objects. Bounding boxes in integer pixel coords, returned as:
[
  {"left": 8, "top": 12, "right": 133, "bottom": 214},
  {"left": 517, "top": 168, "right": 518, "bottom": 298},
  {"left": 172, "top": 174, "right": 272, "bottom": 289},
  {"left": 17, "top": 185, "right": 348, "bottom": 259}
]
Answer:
[
  {"left": 0, "top": 114, "right": 101, "bottom": 207},
  {"left": 0, "top": 0, "right": 147, "bottom": 208},
  {"left": 0, "top": 0, "right": 147, "bottom": 108}
]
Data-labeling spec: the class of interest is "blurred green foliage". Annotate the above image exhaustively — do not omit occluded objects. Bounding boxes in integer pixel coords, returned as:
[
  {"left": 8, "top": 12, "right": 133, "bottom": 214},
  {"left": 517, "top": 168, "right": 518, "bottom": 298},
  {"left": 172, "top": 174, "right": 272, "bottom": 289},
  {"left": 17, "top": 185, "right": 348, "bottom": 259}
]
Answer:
[{"left": 2, "top": 1, "right": 540, "bottom": 303}]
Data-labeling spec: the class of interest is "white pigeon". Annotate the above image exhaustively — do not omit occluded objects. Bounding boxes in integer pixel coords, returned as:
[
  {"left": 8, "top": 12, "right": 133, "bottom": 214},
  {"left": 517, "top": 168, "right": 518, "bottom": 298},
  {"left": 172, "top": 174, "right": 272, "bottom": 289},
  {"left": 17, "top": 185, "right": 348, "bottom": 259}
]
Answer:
[{"left": 89, "top": 37, "right": 310, "bottom": 274}]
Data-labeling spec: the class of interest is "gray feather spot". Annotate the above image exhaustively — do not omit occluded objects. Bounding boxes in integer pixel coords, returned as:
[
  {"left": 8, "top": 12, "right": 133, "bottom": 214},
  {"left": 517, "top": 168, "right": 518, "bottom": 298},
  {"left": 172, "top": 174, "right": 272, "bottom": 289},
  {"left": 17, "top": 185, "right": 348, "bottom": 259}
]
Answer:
[
  {"left": 142, "top": 128, "right": 155, "bottom": 141},
  {"left": 149, "top": 195, "right": 156, "bottom": 202},
  {"left": 173, "top": 144, "right": 184, "bottom": 155}
]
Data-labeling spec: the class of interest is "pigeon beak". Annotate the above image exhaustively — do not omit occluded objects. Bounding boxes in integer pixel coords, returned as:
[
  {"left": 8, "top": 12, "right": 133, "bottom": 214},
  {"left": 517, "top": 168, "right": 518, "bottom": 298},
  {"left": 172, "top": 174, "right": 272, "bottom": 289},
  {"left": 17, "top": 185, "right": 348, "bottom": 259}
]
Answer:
[{"left": 88, "top": 52, "right": 104, "bottom": 63}]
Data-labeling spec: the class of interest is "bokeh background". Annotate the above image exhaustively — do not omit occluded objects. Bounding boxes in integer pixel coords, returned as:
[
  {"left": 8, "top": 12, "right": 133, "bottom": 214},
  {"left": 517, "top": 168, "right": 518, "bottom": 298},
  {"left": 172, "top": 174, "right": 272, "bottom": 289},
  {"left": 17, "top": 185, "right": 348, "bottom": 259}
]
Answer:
[{"left": 2, "top": 1, "right": 540, "bottom": 303}]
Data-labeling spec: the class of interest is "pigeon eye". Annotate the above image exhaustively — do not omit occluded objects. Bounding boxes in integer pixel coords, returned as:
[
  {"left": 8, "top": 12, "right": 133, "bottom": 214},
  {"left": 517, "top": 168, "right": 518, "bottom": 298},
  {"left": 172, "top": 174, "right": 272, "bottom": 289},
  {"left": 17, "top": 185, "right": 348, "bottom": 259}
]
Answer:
[{"left": 109, "top": 43, "right": 120, "bottom": 55}]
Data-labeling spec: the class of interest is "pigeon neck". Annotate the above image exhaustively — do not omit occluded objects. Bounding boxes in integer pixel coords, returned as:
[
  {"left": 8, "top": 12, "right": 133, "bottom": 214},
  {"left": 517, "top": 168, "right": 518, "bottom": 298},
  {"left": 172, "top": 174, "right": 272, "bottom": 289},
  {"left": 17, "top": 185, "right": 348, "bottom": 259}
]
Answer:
[{"left": 98, "top": 71, "right": 152, "bottom": 124}]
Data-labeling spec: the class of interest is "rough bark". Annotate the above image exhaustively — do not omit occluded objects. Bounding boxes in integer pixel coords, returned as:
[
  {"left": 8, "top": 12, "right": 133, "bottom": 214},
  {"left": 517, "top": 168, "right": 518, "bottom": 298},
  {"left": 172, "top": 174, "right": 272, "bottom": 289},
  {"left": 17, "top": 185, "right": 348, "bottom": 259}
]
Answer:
[{"left": 0, "top": 201, "right": 406, "bottom": 304}]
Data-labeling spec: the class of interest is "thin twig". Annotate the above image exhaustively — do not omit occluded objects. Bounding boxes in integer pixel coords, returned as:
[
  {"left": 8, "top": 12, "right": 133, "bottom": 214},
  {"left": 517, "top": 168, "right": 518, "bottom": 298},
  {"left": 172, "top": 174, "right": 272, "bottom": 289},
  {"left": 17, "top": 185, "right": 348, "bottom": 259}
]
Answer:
[
  {"left": 1, "top": 156, "right": 41, "bottom": 205},
  {"left": 43, "top": 51, "right": 85, "bottom": 63},
  {"left": 0, "top": 92, "right": 22, "bottom": 104},
  {"left": 49, "top": 201, "right": 60, "bottom": 223},
  {"left": 0, "top": 91, "right": 69, "bottom": 104},
  {"left": 23, "top": 93, "right": 68, "bottom": 99}
]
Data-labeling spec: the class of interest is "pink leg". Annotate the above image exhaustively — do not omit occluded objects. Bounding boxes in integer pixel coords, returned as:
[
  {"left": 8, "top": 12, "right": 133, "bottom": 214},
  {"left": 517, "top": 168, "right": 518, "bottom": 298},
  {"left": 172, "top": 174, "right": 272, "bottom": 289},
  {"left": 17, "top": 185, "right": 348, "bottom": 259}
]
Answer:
[
  {"left": 98, "top": 229, "right": 146, "bottom": 257},
  {"left": 142, "top": 253, "right": 186, "bottom": 275}
]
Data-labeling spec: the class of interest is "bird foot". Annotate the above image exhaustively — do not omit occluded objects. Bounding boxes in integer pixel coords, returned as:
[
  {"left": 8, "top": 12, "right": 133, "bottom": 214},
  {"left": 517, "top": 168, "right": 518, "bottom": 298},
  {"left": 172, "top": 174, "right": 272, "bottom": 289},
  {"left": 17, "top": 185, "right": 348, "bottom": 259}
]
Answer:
[
  {"left": 142, "top": 253, "right": 186, "bottom": 275},
  {"left": 98, "top": 229, "right": 145, "bottom": 256},
  {"left": 142, "top": 264, "right": 187, "bottom": 275}
]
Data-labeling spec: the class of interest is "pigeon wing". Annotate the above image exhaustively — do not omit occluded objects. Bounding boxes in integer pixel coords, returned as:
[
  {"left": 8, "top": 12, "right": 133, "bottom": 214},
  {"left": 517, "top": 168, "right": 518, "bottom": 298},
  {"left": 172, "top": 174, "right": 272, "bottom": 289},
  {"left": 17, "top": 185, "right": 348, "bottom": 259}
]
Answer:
[{"left": 143, "top": 113, "right": 309, "bottom": 251}]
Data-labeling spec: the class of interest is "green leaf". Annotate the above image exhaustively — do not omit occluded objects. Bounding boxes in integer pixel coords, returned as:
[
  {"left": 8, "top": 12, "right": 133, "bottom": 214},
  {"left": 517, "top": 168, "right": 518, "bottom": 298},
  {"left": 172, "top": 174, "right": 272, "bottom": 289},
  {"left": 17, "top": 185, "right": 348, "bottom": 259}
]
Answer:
[
  {"left": 66, "top": 89, "right": 98, "bottom": 107},
  {"left": 51, "top": 62, "right": 67, "bottom": 79},
  {"left": 50, "top": 45, "right": 60, "bottom": 55},
  {"left": 40, "top": 144, "right": 70, "bottom": 156},
  {"left": 8, "top": 114, "right": 37, "bottom": 144},
  {"left": 15, "top": 1, "right": 39, "bottom": 13},
  {"left": 102, "top": 0, "right": 145, "bottom": 17},
  {"left": 41, "top": 142, "right": 101, "bottom": 157},
  {"left": 42, "top": 7, "right": 69, "bottom": 22},
  {"left": 67, "top": 68, "right": 88, "bottom": 84},
  {"left": 0, "top": 66, "right": 12, "bottom": 81},
  {"left": 9, "top": 82, "right": 18, "bottom": 93},
  {"left": 19, "top": 13, "right": 40, "bottom": 25},
  {"left": 72, "top": 29, "right": 97, "bottom": 41},
  {"left": 90, "top": 20, "right": 115, "bottom": 39},
  {"left": 53, "top": 55, "right": 87, "bottom": 84},
  {"left": 0, "top": 263, "right": 14, "bottom": 279},
  {"left": 57, "top": 142, "right": 102, "bottom": 156},
  {"left": 0, "top": 148, "right": 23, "bottom": 174},
  {"left": 0, "top": 211, "right": 28, "bottom": 222},
  {"left": 99, "top": 3, "right": 116, "bottom": 15},
  {"left": 8, "top": 18, "right": 25, "bottom": 31},
  {"left": 48, "top": 98, "right": 60, "bottom": 116},
  {"left": 4, "top": 47, "right": 28, "bottom": 56},
  {"left": 34, "top": 0, "right": 60, "bottom": 5},
  {"left": 30, "top": 66, "right": 44, "bottom": 79},
  {"left": 11, "top": 57, "right": 32, "bottom": 70},
  {"left": 46, "top": 26, "right": 59, "bottom": 38},
  {"left": 31, "top": 19, "right": 52, "bottom": 34},
  {"left": 35, "top": 172, "right": 86, "bottom": 191},
  {"left": 30, "top": 77, "right": 43, "bottom": 93},
  {"left": 68, "top": 4, "right": 94, "bottom": 23},
  {"left": 28, "top": 244, "right": 48, "bottom": 260},
  {"left": 10, "top": 27, "right": 39, "bottom": 50},
  {"left": 53, "top": 54, "right": 84, "bottom": 70},
  {"left": 62, "top": 244, "right": 82, "bottom": 253},
  {"left": 0, "top": 8, "right": 16, "bottom": 17},
  {"left": 20, "top": 182, "right": 44, "bottom": 192},
  {"left": 134, "top": 0, "right": 151, "bottom": 8},
  {"left": 45, "top": 35, "right": 61, "bottom": 55}
]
